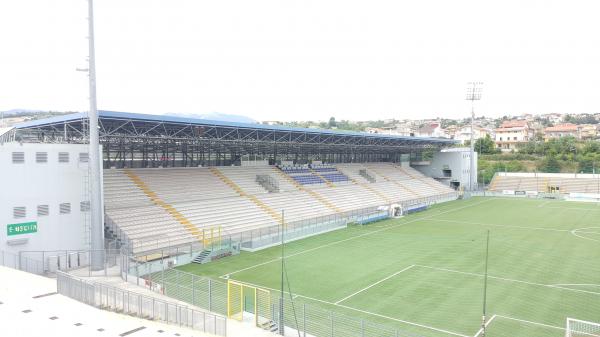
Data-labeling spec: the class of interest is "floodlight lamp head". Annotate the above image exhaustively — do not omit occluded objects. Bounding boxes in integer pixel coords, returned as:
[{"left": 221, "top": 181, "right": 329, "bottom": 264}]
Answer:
[{"left": 466, "top": 82, "right": 483, "bottom": 101}]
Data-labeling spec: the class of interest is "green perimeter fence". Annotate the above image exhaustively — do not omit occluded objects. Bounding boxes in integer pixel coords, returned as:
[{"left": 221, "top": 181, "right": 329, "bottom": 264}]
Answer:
[{"left": 140, "top": 267, "right": 423, "bottom": 337}]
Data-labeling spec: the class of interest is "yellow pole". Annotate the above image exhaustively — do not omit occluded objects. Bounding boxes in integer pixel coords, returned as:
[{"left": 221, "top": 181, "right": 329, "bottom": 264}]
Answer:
[
  {"left": 240, "top": 284, "right": 244, "bottom": 321},
  {"left": 254, "top": 287, "right": 258, "bottom": 326},
  {"left": 227, "top": 281, "right": 230, "bottom": 318}
]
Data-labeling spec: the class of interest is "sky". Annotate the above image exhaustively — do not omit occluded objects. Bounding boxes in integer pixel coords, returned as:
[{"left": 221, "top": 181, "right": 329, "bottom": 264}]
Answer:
[{"left": 1, "top": 0, "right": 600, "bottom": 122}]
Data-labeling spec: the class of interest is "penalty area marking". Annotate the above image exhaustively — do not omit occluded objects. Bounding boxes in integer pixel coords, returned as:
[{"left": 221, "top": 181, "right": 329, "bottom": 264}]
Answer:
[
  {"left": 415, "top": 264, "right": 600, "bottom": 296},
  {"left": 334, "top": 265, "right": 415, "bottom": 305},
  {"left": 220, "top": 198, "right": 494, "bottom": 279},
  {"left": 494, "top": 315, "right": 564, "bottom": 331},
  {"left": 229, "top": 278, "right": 470, "bottom": 337}
]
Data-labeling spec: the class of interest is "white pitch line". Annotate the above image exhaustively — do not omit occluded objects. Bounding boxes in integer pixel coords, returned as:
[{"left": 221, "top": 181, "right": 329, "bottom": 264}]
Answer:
[
  {"left": 415, "top": 264, "right": 600, "bottom": 296},
  {"left": 473, "top": 314, "right": 497, "bottom": 337},
  {"left": 220, "top": 198, "right": 494, "bottom": 278},
  {"left": 495, "top": 315, "right": 564, "bottom": 331},
  {"left": 334, "top": 265, "right": 415, "bottom": 305},
  {"left": 437, "top": 219, "right": 600, "bottom": 243},
  {"left": 335, "top": 303, "right": 470, "bottom": 337},
  {"left": 571, "top": 227, "right": 600, "bottom": 243},
  {"left": 230, "top": 278, "right": 469, "bottom": 337},
  {"left": 543, "top": 206, "right": 600, "bottom": 212},
  {"left": 537, "top": 200, "right": 551, "bottom": 208},
  {"left": 550, "top": 283, "right": 600, "bottom": 287},
  {"left": 435, "top": 218, "right": 572, "bottom": 233}
]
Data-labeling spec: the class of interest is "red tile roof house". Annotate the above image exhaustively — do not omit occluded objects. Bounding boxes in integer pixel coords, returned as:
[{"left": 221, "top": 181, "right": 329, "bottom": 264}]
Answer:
[
  {"left": 543, "top": 123, "right": 580, "bottom": 140},
  {"left": 494, "top": 120, "right": 534, "bottom": 152}
]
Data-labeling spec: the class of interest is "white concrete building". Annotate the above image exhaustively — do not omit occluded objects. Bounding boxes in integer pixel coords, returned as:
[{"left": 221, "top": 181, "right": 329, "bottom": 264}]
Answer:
[
  {"left": 413, "top": 147, "right": 476, "bottom": 190},
  {"left": 0, "top": 143, "right": 101, "bottom": 254}
]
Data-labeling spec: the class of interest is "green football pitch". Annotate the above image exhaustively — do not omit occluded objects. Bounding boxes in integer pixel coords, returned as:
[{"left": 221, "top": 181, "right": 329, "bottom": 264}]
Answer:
[{"left": 176, "top": 197, "right": 600, "bottom": 337}]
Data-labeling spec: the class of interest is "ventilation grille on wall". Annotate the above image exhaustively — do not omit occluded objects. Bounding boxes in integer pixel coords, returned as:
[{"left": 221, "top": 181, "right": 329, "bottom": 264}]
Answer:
[
  {"left": 58, "top": 152, "right": 69, "bottom": 163},
  {"left": 37, "top": 205, "right": 49, "bottom": 216},
  {"left": 13, "top": 207, "right": 26, "bottom": 218},
  {"left": 12, "top": 152, "right": 25, "bottom": 164},
  {"left": 59, "top": 203, "right": 71, "bottom": 214},
  {"left": 36, "top": 152, "right": 48, "bottom": 163},
  {"left": 80, "top": 201, "right": 90, "bottom": 212},
  {"left": 79, "top": 152, "right": 89, "bottom": 163}
]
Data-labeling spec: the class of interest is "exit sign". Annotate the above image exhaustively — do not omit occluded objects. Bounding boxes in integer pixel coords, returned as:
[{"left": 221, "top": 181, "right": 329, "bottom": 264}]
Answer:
[{"left": 7, "top": 222, "right": 38, "bottom": 236}]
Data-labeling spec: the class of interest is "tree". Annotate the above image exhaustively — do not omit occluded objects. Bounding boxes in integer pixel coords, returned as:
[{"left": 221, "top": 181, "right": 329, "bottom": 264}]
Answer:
[
  {"left": 473, "top": 134, "right": 499, "bottom": 154},
  {"left": 537, "top": 155, "right": 561, "bottom": 173},
  {"left": 328, "top": 117, "right": 337, "bottom": 128}
]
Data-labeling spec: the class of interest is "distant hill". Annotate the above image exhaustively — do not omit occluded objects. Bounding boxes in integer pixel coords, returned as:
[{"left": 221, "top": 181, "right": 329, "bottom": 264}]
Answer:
[
  {"left": 1, "top": 109, "right": 49, "bottom": 116},
  {"left": 165, "top": 112, "right": 257, "bottom": 124}
]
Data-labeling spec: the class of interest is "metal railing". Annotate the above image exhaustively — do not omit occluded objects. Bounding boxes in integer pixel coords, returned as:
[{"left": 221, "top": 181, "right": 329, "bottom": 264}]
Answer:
[
  {"left": 57, "top": 271, "right": 227, "bottom": 336},
  {"left": 15, "top": 249, "right": 124, "bottom": 276},
  {"left": 0, "top": 249, "right": 45, "bottom": 274}
]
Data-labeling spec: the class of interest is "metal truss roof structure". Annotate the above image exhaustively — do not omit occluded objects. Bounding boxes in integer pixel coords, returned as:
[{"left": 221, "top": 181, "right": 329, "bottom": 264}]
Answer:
[{"left": 15, "top": 111, "right": 457, "bottom": 167}]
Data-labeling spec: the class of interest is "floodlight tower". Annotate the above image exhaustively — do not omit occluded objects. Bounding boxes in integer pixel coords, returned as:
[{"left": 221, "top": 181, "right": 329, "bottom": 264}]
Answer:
[
  {"left": 466, "top": 82, "right": 483, "bottom": 191},
  {"left": 86, "top": 0, "right": 104, "bottom": 270}
]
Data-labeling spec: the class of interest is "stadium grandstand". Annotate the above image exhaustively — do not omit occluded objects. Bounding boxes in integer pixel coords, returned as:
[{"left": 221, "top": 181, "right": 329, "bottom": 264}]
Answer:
[
  {"left": 13, "top": 111, "right": 459, "bottom": 256},
  {"left": 4, "top": 112, "right": 600, "bottom": 337}
]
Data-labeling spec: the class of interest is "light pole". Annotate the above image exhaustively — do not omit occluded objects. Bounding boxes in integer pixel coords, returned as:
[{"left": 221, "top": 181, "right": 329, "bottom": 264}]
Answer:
[
  {"left": 595, "top": 161, "right": 599, "bottom": 194},
  {"left": 481, "top": 169, "right": 486, "bottom": 190},
  {"left": 85, "top": 0, "right": 104, "bottom": 270},
  {"left": 466, "top": 82, "right": 483, "bottom": 191}
]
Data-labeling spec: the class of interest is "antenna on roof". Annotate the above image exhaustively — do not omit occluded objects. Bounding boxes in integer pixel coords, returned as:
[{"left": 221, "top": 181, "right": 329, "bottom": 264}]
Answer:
[{"left": 466, "top": 82, "right": 483, "bottom": 192}]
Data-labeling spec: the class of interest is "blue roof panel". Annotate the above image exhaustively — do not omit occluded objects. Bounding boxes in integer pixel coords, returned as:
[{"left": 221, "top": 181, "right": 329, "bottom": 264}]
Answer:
[{"left": 16, "top": 110, "right": 457, "bottom": 144}]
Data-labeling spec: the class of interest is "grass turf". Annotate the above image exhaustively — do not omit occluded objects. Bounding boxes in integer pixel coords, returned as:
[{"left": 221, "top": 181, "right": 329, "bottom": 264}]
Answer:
[{"left": 175, "top": 197, "right": 600, "bottom": 337}]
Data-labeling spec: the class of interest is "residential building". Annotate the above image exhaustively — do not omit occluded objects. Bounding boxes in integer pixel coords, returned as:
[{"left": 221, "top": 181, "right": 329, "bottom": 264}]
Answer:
[
  {"left": 494, "top": 120, "right": 534, "bottom": 152},
  {"left": 544, "top": 123, "right": 580, "bottom": 140},
  {"left": 579, "top": 124, "right": 599, "bottom": 140},
  {"left": 417, "top": 122, "right": 448, "bottom": 138},
  {"left": 454, "top": 125, "right": 492, "bottom": 144}
]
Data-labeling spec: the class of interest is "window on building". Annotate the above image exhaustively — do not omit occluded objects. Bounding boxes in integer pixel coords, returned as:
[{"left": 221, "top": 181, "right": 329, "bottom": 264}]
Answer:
[
  {"left": 13, "top": 206, "right": 26, "bottom": 218},
  {"left": 12, "top": 152, "right": 25, "bottom": 164},
  {"left": 37, "top": 205, "right": 49, "bottom": 216},
  {"left": 58, "top": 152, "right": 69, "bottom": 163},
  {"left": 79, "top": 152, "right": 89, "bottom": 163},
  {"left": 59, "top": 203, "right": 71, "bottom": 214},
  {"left": 36, "top": 152, "right": 48, "bottom": 163},
  {"left": 80, "top": 201, "right": 90, "bottom": 212}
]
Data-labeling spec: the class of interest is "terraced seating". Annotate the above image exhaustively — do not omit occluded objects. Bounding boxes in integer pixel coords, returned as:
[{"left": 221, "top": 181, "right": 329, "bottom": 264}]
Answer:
[
  {"left": 257, "top": 190, "right": 335, "bottom": 222},
  {"left": 321, "top": 173, "right": 350, "bottom": 183},
  {"left": 292, "top": 174, "right": 325, "bottom": 185},
  {"left": 311, "top": 167, "right": 338, "bottom": 172},
  {"left": 489, "top": 173, "right": 600, "bottom": 194},
  {"left": 280, "top": 166, "right": 311, "bottom": 174},
  {"left": 104, "top": 163, "right": 455, "bottom": 254}
]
